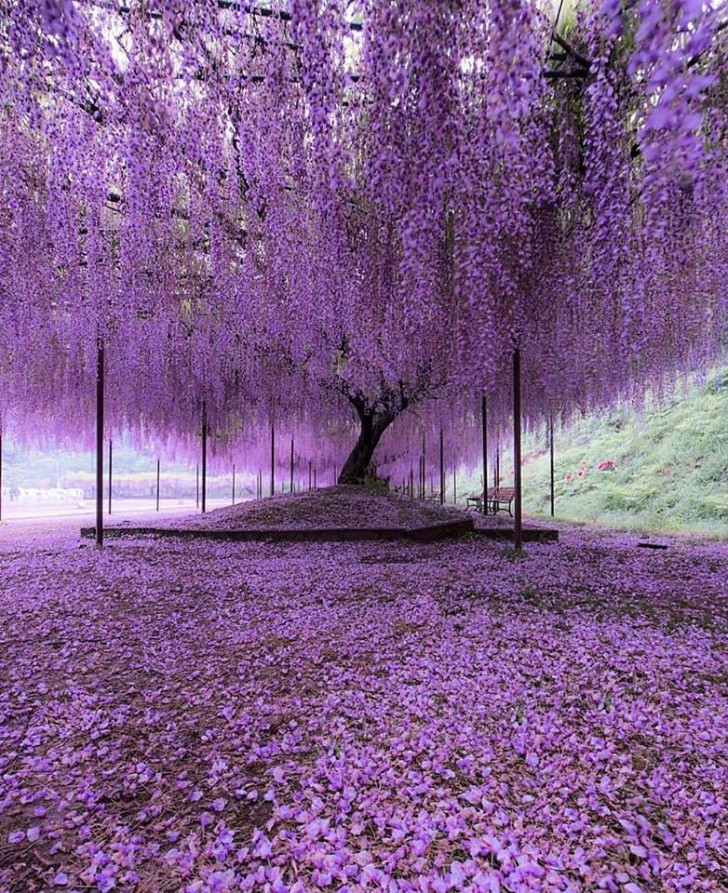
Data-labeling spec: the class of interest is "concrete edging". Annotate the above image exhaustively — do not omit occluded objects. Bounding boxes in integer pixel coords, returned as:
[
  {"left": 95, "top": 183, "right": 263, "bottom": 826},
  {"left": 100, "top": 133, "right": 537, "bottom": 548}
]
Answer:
[{"left": 80, "top": 517, "right": 476, "bottom": 543}]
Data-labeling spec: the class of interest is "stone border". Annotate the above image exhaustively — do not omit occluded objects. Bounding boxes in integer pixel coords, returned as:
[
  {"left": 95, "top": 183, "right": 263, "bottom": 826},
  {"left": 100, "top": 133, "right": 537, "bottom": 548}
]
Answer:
[
  {"left": 81, "top": 517, "right": 475, "bottom": 543},
  {"left": 80, "top": 518, "right": 559, "bottom": 543}
]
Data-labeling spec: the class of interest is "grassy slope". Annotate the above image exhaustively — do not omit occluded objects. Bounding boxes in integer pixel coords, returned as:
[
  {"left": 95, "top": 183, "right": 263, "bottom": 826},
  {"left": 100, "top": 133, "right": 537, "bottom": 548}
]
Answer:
[{"left": 521, "top": 369, "right": 728, "bottom": 537}]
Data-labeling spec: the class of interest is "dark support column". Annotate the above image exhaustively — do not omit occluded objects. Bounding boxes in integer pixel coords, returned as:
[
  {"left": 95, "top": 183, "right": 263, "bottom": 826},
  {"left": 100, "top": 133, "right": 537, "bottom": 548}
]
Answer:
[
  {"left": 201, "top": 403, "right": 208, "bottom": 514},
  {"left": 422, "top": 434, "right": 426, "bottom": 497},
  {"left": 156, "top": 459, "right": 160, "bottom": 511},
  {"left": 409, "top": 466, "right": 414, "bottom": 499},
  {"left": 95, "top": 341, "right": 104, "bottom": 549},
  {"left": 453, "top": 470, "right": 457, "bottom": 505},
  {"left": 549, "top": 414, "right": 555, "bottom": 517},
  {"left": 308, "top": 459, "right": 312, "bottom": 492},
  {"left": 290, "top": 438, "right": 294, "bottom": 493},
  {"left": 334, "top": 465, "right": 337, "bottom": 486},
  {"left": 196, "top": 464, "right": 199, "bottom": 508},
  {"left": 513, "top": 347, "right": 523, "bottom": 551},
  {"left": 439, "top": 429, "right": 445, "bottom": 505},
  {"left": 482, "top": 394, "right": 488, "bottom": 515},
  {"left": 0, "top": 419, "right": 3, "bottom": 522},
  {"left": 232, "top": 464, "right": 236, "bottom": 505},
  {"left": 313, "top": 467, "right": 317, "bottom": 489},
  {"left": 270, "top": 424, "right": 275, "bottom": 497},
  {"left": 108, "top": 440, "right": 113, "bottom": 515}
]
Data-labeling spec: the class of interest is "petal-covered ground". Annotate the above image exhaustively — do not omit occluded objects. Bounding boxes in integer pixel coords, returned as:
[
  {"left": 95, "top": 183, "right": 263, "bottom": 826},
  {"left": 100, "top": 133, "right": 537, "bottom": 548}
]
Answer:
[
  {"left": 164, "top": 487, "right": 467, "bottom": 532},
  {"left": 0, "top": 522, "right": 726, "bottom": 893}
]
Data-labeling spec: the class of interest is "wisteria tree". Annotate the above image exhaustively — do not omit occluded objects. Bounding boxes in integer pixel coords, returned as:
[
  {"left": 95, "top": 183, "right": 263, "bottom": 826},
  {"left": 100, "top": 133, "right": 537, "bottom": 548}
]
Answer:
[{"left": 0, "top": 0, "right": 726, "bottom": 482}]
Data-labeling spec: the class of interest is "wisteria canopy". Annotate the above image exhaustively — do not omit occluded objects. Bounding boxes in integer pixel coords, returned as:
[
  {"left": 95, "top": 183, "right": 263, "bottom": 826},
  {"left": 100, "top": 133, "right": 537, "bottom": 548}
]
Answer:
[{"left": 0, "top": 0, "right": 726, "bottom": 480}]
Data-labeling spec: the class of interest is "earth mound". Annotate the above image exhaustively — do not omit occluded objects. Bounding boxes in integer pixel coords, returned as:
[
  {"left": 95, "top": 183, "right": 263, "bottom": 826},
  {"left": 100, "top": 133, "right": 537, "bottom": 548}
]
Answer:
[{"left": 165, "top": 485, "right": 466, "bottom": 531}]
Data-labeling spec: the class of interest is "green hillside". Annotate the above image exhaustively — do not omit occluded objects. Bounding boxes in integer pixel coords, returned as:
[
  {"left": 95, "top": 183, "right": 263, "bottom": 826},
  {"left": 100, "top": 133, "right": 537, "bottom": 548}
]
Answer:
[{"left": 522, "top": 368, "right": 728, "bottom": 537}]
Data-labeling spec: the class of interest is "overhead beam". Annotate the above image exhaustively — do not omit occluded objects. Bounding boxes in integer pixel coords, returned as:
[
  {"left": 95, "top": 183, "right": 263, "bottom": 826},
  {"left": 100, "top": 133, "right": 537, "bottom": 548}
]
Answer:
[{"left": 116, "top": 3, "right": 362, "bottom": 31}]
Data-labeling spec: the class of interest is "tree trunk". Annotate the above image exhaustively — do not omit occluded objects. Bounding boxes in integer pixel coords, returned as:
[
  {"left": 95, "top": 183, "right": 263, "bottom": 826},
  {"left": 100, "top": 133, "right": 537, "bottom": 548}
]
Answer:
[{"left": 338, "top": 409, "right": 394, "bottom": 484}]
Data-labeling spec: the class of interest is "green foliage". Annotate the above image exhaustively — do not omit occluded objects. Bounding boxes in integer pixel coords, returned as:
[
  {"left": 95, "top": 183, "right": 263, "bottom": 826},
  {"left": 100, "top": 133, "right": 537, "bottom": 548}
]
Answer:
[{"left": 523, "top": 369, "right": 728, "bottom": 538}]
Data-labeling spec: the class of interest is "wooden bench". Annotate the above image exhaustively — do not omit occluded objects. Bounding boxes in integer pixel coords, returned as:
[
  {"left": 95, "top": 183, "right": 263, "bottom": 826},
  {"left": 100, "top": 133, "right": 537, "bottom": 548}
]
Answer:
[
  {"left": 466, "top": 488, "right": 516, "bottom": 516},
  {"left": 466, "top": 492, "right": 484, "bottom": 512},
  {"left": 488, "top": 487, "right": 515, "bottom": 516}
]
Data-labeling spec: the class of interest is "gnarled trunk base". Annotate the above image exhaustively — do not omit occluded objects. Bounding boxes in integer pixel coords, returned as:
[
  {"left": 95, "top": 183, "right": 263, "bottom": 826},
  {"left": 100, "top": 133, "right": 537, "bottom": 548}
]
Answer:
[{"left": 338, "top": 409, "right": 395, "bottom": 485}]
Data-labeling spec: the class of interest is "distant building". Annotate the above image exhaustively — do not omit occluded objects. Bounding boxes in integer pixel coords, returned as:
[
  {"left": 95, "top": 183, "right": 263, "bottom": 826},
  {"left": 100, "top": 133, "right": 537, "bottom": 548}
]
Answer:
[{"left": 1, "top": 487, "right": 84, "bottom": 503}]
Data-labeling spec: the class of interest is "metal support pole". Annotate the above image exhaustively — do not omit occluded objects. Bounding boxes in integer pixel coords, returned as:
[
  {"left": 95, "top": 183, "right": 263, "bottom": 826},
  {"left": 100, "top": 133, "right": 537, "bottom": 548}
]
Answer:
[
  {"left": 270, "top": 424, "right": 275, "bottom": 496},
  {"left": 201, "top": 403, "right": 208, "bottom": 514},
  {"left": 439, "top": 429, "right": 445, "bottom": 505},
  {"left": 549, "top": 413, "right": 555, "bottom": 517},
  {"left": 290, "top": 438, "right": 294, "bottom": 493},
  {"left": 422, "top": 433, "right": 426, "bottom": 498},
  {"left": 334, "top": 465, "right": 337, "bottom": 486},
  {"left": 513, "top": 347, "right": 523, "bottom": 551},
  {"left": 108, "top": 440, "right": 113, "bottom": 515},
  {"left": 156, "top": 459, "right": 160, "bottom": 511},
  {"left": 482, "top": 394, "right": 488, "bottom": 515},
  {"left": 453, "top": 470, "right": 457, "bottom": 505},
  {"left": 308, "top": 459, "right": 312, "bottom": 492},
  {"left": 196, "top": 464, "right": 199, "bottom": 508},
  {"left": 313, "top": 468, "right": 317, "bottom": 489},
  {"left": 95, "top": 341, "right": 104, "bottom": 549},
  {"left": 1, "top": 420, "right": 4, "bottom": 522},
  {"left": 232, "top": 464, "right": 236, "bottom": 505}
]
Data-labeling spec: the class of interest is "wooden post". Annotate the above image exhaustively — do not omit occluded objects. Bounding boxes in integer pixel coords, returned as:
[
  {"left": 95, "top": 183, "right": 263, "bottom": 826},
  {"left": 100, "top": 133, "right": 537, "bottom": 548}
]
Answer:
[
  {"left": 232, "top": 463, "right": 236, "bottom": 505},
  {"left": 439, "top": 429, "right": 445, "bottom": 505},
  {"left": 483, "top": 396, "right": 488, "bottom": 514},
  {"left": 290, "top": 438, "right": 294, "bottom": 493},
  {"left": 201, "top": 403, "right": 208, "bottom": 514},
  {"left": 108, "top": 440, "right": 113, "bottom": 515},
  {"left": 156, "top": 459, "right": 160, "bottom": 511},
  {"left": 549, "top": 413, "right": 555, "bottom": 517},
  {"left": 513, "top": 347, "right": 523, "bottom": 550},
  {"left": 95, "top": 341, "right": 104, "bottom": 548}
]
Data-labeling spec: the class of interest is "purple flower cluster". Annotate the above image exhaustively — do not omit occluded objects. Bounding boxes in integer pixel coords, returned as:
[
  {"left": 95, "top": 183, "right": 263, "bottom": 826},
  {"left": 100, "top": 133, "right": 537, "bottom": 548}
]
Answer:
[{"left": 0, "top": 1, "right": 725, "bottom": 474}]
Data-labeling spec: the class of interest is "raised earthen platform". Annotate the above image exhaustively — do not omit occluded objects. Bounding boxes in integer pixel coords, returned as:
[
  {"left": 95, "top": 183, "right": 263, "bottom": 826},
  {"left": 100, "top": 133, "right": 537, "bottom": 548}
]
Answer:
[
  {"left": 80, "top": 519, "right": 558, "bottom": 544},
  {"left": 81, "top": 518, "right": 474, "bottom": 543},
  {"left": 81, "top": 488, "right": 558, "bottom": 543}
]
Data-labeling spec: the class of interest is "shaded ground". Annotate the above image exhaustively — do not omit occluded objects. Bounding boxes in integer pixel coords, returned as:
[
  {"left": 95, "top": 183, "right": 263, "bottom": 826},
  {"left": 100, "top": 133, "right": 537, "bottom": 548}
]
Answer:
[{"left": 0, "top": 520, "right": 725, "bottom": 892}]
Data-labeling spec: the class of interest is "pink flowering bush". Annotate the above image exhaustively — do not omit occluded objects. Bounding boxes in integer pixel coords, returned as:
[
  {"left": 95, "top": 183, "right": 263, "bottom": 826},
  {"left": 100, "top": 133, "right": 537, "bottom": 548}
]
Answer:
[{"left": 0, "top": 524, "right": 725, "bottom": 891}]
